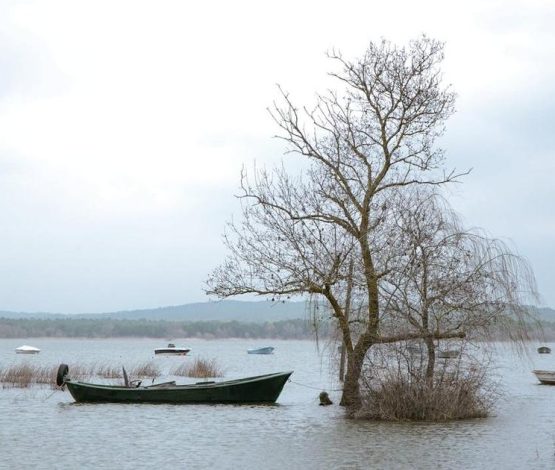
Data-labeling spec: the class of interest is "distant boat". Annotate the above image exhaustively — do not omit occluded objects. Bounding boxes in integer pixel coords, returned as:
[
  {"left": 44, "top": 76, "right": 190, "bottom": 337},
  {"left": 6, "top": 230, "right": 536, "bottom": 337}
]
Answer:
[
  {"left": 533, "top": 370, "right": 555, "bottom": 384},
  {"left": 406, "top": 345, "right": 421, "bottom": 354},
  {"left": 247, "top": 346, "right": 274, "bottom": 355},
  {"left": 15, "top": 345, "right": 40, "bottom": 354},
  {"left": 56, "top": 364, "right": 292, "bottom": 404},
  {"left": 538, "top": 346, "right": 551, "bottom": 354},
  {"left": 437, "top": 350, "right": 460, "bottom": 359},
  {"left": 154, "top": 343, "right": 191, "bottom": 356}
]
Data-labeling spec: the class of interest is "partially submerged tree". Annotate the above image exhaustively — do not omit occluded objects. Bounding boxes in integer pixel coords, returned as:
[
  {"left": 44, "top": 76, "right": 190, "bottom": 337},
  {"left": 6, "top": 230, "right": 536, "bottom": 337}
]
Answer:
[{"left": 206, "top": 37, "right": 536, "bottom": 410}]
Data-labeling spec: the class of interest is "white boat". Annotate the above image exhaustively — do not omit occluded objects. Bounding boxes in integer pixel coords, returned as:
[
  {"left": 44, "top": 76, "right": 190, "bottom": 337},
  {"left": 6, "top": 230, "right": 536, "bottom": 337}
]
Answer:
[
  {"left": 532, "top": 370, "right": 555, "bottom": 385},
  {"left": 247, "top": 346, "right": 274, "bottom": 355},
  {"left": 15, "top": 345, "right": 40, "bottom": 354},
  {"left": 154, "top": 343, "right": 191, "bottom": 356}
]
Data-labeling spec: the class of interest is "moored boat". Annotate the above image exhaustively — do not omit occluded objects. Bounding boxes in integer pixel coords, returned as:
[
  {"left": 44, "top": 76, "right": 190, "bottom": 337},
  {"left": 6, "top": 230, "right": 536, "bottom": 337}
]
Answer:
[
  {"left": 532, "top": 370, "right": 555, "bottom": 385},
  {"left": 538, "top": 346, "right": 551, "bottom": 354},
  {"left": 154, "top": 343, "right": 191, "bottom": 356},
  {"left": 437, "top": 350, "right": 460, "bottom": 359},
  {"left": 247, "top": 346, "right": 274, "bottom": 355},
  {"left": 15, "top": 345, "right": 40, "bottom": 354},
  {"left": 56, "top": 364, "right": 292, "bottom": 404}
]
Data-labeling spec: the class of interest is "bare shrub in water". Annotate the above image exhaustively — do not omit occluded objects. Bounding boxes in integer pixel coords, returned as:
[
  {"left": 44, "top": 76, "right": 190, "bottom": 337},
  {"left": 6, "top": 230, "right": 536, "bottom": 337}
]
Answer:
[
  {"left": 171, "top": 358, "right": 224, "bottom": 378},
  {"left": 355, "top": 344, "right": 497, "bottom": 421}
]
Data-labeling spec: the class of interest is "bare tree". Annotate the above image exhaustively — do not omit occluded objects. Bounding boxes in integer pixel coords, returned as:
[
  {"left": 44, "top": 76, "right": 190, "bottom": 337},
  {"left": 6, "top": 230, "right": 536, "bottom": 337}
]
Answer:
[{"left": 208, "top": 37, "right": 474, "bottom": 408}]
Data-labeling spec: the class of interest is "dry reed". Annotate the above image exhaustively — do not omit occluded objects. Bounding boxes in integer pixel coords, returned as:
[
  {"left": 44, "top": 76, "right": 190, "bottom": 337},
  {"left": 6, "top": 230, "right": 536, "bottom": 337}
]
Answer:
[
  {"left": 171, "top": 357, "right": 224, "bottom": 378},
  {"left": 130, "top": 361, "right": 160, "bottom": 378},
  {"left": 0, "top": 361, "right": 161, "bottom": 388},
  {"left": 96, "top": 364, "right": 123, "bottom": 378},
  {"left": 1, "top": 364, "right": 35, "bottom": 388}
]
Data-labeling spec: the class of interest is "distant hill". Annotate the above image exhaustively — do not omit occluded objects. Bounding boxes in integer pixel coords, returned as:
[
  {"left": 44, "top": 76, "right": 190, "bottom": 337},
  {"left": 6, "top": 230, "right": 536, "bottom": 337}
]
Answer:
[
  {"left": 2, "top": 301, "right": 554, "bottom": 324},
  {"left": 0, "top": 300, "right": 310, "bottom": 323}
]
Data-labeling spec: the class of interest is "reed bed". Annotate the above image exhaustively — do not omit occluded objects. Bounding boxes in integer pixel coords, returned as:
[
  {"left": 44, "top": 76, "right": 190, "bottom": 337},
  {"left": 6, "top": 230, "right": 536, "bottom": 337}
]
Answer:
[
  {"left": 171, "top": 357, "right": 224, "bottom": 378},
  {"left": 0, "top": 363, "right": 90, "bottom": 389},
  {"left": 130, "top": 361, "right": 160, "bottom": 378},
  {"left": 96, "top": 364, "right": 123, "bottom": 378},
  {"left": 1, "top": 364, "right": 35, "bottom": 388},
  {"left": 0, "top": 361, "right": 161, "bottom": 388}
]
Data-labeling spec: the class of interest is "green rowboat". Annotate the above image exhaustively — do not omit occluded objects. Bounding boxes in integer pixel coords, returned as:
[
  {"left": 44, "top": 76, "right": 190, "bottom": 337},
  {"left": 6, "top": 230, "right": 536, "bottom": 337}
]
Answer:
[{"left": 57, "top": 365, "right": 292, "bottom": 404}]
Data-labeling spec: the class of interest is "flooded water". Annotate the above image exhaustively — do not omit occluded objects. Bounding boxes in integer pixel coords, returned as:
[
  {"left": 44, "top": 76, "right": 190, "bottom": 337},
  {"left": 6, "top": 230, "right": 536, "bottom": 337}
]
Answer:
[{"left": 1, "top": 338, "right": 555, "bottom": 469}]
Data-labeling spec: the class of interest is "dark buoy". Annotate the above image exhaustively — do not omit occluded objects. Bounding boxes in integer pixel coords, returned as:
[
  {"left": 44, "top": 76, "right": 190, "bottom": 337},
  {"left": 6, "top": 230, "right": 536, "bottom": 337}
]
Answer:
[{"left": 319, "top": 391, "right": 333, "bottom": 406}]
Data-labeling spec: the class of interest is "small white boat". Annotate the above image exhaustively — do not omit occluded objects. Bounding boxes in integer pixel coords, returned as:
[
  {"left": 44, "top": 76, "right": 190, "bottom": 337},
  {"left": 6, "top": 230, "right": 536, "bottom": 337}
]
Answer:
[
  {"left": 154, "top": 343, "right": 191, "bottom": 356},
  {"left": 532, "top": 370, "right": 555, "bottom": 385},
  {"left": 247, "top": 346, "right": 274, "bottom": 355},
  {"left": 15, "top": 345, "right": 40, "bottom": 354}
]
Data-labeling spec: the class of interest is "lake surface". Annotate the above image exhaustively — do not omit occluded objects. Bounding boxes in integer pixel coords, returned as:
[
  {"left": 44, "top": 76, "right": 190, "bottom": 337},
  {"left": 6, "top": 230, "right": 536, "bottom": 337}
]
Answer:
[{"left": 1, "top": 338, "right": 555, "bottom": 469}]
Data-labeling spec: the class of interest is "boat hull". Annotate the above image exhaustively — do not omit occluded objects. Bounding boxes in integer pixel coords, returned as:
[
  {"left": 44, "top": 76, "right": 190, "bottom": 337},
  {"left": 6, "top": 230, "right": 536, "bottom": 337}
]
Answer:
[
  {"left": 437, "top": 350, "right": 459, "bottom": 359},
  {"left": 15, "top": 346, "right": 40, "bottom": 354},
  {"left": 533, "top": 370, "right": 555, "bottom": 385},
  {"left": 247, "top": 347, "right": 274, "bottom": 355},
  {"left": 154, "top": 349, "right": 190, "bottom": 356},
  {"left": 65, "top": 371, "right": 292, "bottom": 404}
]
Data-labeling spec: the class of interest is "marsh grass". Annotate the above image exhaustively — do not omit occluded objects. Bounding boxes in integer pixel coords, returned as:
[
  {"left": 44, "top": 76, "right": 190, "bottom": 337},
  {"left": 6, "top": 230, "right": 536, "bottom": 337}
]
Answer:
[
  {"left": 0, "top": 361, "right": 161, "bottom": 388},
  {"left": 96, "top": 364, "right": 123, "bottom": 378},
  {"left": 1, "top": 364, "right": 35, "bottom": 388},
  {"left": 130, "top": 361, "right": 160, "bottom": 378},
  {"left": 171, "top": 357, "right": 224, "bottom": 378}
]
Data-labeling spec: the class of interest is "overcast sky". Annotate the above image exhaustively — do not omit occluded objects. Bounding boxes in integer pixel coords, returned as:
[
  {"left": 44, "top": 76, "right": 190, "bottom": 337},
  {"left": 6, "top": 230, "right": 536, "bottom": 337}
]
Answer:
[{"left": 0, "top": 0, "right": 553, "bottom": 313}]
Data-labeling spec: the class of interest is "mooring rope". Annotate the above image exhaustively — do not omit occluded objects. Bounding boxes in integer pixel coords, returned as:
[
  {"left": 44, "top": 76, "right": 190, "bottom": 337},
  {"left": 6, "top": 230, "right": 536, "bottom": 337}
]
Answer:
[
  {"left": 288, "top": 379, "right": 343, "bottom": 392},
  {"left": 42, "top": 388, "right": 59, "bottom": 401}
]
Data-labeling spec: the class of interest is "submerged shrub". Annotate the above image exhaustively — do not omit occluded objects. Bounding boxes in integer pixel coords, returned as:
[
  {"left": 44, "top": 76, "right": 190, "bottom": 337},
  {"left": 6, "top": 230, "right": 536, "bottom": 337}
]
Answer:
[{"left": 356, "top": 364, "right": 496, "bottom": 421}]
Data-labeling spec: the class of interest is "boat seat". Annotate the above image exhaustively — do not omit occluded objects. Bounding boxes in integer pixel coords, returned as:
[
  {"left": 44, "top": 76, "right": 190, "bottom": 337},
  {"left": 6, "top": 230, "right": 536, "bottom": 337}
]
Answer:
[{"left": 144, "top": 381, "right": 177, "bottom": 389}]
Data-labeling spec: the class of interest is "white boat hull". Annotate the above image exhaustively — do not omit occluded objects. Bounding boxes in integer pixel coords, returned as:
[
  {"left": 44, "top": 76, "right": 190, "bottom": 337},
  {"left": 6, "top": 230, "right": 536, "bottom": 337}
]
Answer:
[
  {"left": 533, "top": 370, "right": 555, "bottom": 385},
  {"left": 15, "top": 345, "right": 40, "bottom": 354}
]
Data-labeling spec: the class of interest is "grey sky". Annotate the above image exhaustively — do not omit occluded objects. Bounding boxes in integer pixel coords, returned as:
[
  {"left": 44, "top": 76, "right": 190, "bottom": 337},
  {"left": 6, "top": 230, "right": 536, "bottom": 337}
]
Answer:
[{"left": 0, "top": 0, "right": 553, "bottom": 313}]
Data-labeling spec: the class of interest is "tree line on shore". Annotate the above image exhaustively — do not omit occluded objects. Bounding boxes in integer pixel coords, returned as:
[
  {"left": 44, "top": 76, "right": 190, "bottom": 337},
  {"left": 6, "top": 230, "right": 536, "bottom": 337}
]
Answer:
[
  {"left": 0, "top": 317, "right": 322, "bottom": 339},
  {"left": 0, "top": 315, "right": 550, "bottom": 341}
]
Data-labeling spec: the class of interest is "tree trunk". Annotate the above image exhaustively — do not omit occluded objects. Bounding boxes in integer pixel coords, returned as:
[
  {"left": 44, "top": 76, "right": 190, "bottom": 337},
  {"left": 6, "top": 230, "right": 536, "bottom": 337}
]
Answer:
[
  {"left": 339, "top": 260, "right": 354, "bottom": 382},
  {"left": 425, "top": 337, "right": 435, "bottom": 384},
  {"left": 340, "top": 345, "right": 367, "bottom": 408}
]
